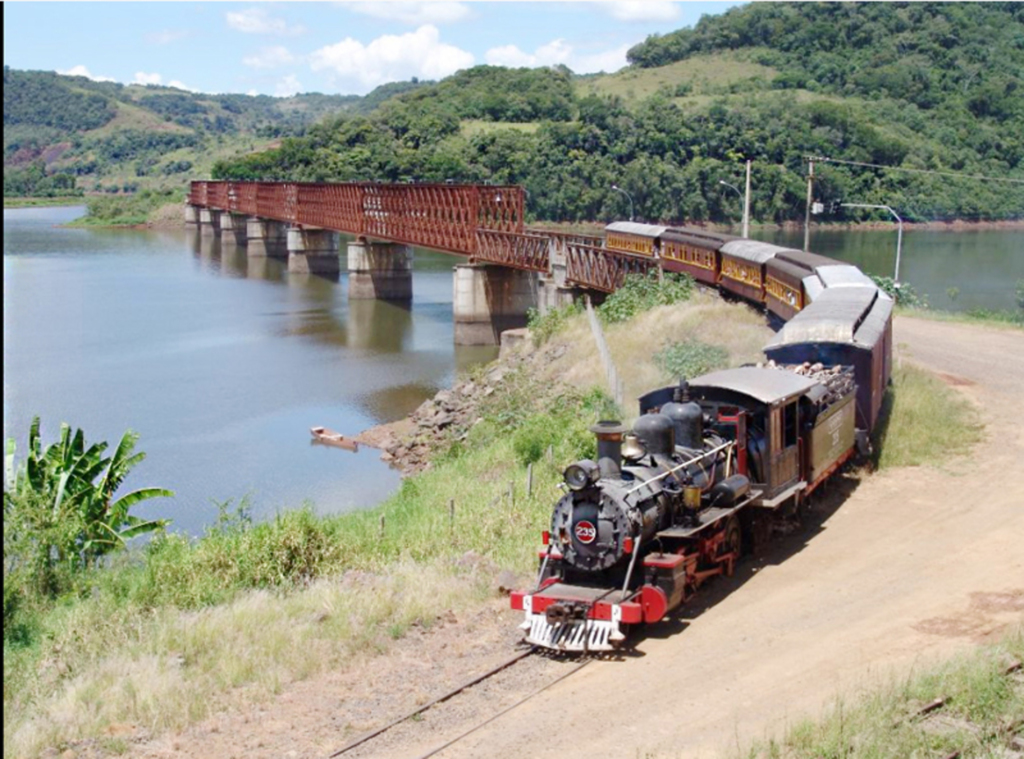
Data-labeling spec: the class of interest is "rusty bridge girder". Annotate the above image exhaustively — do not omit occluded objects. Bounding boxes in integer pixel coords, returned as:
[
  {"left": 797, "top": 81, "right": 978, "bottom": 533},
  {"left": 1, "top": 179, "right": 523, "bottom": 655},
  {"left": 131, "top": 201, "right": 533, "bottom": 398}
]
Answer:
[
  {"left": 565, "top": 242, "right": 655, "bottom": 293},
  {"left": 189, "top": 180, "right": 651, "bottom": 290}
]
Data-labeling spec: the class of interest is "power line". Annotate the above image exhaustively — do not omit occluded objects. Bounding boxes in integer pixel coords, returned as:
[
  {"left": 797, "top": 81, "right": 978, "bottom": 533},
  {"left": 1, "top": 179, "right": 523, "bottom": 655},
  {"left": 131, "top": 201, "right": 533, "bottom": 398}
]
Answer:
[{"left": 804, "top": 155, "right": 1024, "bottom": 185}]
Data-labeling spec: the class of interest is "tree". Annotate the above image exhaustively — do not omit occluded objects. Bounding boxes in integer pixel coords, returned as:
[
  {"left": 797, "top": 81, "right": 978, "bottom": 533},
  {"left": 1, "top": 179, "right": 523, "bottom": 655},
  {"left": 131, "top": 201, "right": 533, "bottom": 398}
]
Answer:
[{"left": 4, "top": 418, "right": 173, "bottom": 597}]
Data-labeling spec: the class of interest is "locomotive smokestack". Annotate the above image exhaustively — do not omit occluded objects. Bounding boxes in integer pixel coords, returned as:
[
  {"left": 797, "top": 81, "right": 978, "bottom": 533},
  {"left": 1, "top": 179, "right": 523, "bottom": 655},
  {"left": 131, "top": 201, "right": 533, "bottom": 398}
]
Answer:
[{"left": 590, "top": 421, "right": 627, "bottom": 479}]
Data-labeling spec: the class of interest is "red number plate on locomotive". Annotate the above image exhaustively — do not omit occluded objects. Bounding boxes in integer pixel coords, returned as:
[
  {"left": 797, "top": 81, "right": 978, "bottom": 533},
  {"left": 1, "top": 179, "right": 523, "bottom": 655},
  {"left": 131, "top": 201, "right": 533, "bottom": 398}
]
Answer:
[{"left": 574, "top": 520, "right": 597, "bottom": 544}]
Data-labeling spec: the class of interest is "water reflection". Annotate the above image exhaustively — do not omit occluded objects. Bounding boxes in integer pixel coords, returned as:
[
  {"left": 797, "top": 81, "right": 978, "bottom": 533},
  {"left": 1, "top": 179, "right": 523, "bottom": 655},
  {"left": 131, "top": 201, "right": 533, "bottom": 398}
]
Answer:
[
  {"left": 3, "top": 207, "right": 487, "bottom": 535},
  {"left": 752, "top": 228, "right": 1024, "bottom": 312}
]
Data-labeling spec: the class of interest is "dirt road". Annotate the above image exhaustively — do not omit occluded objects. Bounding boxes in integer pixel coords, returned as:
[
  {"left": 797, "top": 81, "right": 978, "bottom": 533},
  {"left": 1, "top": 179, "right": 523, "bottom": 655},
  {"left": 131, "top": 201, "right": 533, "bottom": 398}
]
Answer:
[{"left": 131, "top": 316, "right": 1024, "bottom": 759}]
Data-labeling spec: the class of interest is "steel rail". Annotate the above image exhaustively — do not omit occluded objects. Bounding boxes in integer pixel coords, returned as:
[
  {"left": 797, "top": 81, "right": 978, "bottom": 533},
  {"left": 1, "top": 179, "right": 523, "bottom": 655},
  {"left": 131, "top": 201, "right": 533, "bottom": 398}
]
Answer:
[
  {"left": 326, "top": 647, "right": 535, "bottom": 758},
  {"left": 413, "top": 658, "right": 593, "bottom": 759}
]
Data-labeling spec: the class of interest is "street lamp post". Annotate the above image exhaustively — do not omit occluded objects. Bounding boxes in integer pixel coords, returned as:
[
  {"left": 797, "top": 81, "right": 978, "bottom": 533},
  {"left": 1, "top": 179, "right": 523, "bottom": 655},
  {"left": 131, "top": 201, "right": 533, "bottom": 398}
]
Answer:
[
  {"left": 718, "top": 160, "right": 752, "bottom": 238},
  {"left": 841, "top": 203, "right": 903, "bottom": 283},
  {"left": 611, "top": 184, "right": 634, "bottom": 222},
  {"left": 718, "top": 180, "right": 746, "bottom": 238}
]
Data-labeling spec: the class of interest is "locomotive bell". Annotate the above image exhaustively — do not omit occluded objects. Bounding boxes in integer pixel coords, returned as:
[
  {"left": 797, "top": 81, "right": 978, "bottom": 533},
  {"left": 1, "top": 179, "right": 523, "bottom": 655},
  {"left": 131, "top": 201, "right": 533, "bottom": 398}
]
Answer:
[{"left": 621, "top": 432, "right": 646, "bottom": 461}]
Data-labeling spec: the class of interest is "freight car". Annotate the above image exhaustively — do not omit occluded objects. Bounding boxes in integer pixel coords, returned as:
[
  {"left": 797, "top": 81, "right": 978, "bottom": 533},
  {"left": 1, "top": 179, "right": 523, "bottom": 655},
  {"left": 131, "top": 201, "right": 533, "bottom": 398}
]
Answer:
[{"left": 511, "top": 367, "right": 859, "bottom": 652}]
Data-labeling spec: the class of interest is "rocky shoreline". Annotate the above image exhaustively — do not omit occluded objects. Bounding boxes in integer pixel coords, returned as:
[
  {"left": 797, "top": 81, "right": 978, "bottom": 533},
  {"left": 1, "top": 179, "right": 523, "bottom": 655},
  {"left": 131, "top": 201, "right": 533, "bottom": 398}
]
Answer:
[{"left": 355, "top": 330, "right": 564, "bottom": 476}]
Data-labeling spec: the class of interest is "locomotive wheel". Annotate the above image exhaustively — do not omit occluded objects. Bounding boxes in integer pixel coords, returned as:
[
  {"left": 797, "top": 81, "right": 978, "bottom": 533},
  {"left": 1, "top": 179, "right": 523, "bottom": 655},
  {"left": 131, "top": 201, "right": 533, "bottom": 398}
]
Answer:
[{"left": 719, "top": 516, "right": 742, "bottom": 560}]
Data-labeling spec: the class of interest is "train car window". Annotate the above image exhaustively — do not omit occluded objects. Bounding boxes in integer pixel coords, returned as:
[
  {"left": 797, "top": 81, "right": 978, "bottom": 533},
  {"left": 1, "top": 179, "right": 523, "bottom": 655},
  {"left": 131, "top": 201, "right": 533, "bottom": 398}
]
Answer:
[{"left": 783, "top": 401, "right": 798, "bottom": 448}]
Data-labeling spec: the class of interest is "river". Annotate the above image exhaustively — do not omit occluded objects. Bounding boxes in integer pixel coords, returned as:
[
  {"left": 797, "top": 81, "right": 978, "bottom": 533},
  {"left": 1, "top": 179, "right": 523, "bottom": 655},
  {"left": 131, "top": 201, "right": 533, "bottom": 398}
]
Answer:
[
  {"left": 3, "top": 206, "right": 496, "bottom": 535},
  {"left": 4, "top": 206, "right": 1021, "bottom": 534}
]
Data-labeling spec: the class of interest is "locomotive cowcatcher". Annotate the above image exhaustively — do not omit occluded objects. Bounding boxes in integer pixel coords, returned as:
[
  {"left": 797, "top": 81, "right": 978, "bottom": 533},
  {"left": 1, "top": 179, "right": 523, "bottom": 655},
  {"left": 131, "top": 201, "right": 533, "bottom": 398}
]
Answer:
[{"left": 510, "top": 365, "right": 858, "bottom": 652}]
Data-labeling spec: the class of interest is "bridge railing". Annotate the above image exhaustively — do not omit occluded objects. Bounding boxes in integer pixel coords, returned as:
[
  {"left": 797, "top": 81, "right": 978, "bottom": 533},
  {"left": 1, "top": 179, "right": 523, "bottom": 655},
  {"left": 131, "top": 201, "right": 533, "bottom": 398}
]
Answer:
[
  {"left": 475, "top": 230, "right": 552, "bottom": 273},
  {"left": 565, "top": 242, "right": 655, "bottom": 292},
  {"left": 190, "top": 181, "right": 525, "bottom": 257}
]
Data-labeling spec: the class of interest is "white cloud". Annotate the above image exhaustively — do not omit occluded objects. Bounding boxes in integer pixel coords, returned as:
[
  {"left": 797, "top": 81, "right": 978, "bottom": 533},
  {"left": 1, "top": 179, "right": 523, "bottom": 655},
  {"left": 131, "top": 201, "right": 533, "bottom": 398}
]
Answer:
[
  {"left": 134, "top": 71, "right": 163, "bottom": 85},
  {"left": 145, "top": 29, "right": 189, "bottom": 45},
  {"left": 226, "top": 8, "right": 304, "bottom": 36},
  {"left": 310, "top": 25, "right": 473, "bottom": 93},
  {"left": 571, "top": 43, "right": 632, "bottom": 74},
  {"left": 247, "top": 89, "right": 260, "bottom": 97},
  {"left": 486, "top": 39, "right": 571, "bottom": 68},
  {"left": 243, "top": 45, "right": 296, "bottom": 69},
  {"left": 484, "top": 40, "right": 629, "bottom": 75},
  {"left": 338, "top": 2, "right": 471, "bottom": 25},
  {"left": 275, "top": 75, "right": 303, "bottom": 97},
  {"left": 57, "top": 65, "right": 116, "bottom": 82},
  {"left": 168, "top": 80, "right": 196, "bottom": 92},
  {"left": 597, "top": 1, "right": 680, "bottom": 22}
]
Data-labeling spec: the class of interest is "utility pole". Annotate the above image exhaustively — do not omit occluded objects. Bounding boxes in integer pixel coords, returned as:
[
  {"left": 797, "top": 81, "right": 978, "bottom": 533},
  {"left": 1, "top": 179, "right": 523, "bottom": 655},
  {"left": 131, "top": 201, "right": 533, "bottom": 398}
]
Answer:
[
  {"left": 742, "top": 159, "right": 751, "bottom": 239},
  {"left": 804, "top": 158, "right": 814, "bottom": 252}
]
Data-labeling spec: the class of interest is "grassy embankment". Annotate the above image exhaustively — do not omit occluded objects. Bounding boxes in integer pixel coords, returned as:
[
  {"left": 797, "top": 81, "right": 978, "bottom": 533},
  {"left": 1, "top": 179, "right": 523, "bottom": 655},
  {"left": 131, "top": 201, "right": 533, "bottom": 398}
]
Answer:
[
  {"left": 64, "top": 188, "right": 186, "bottom": 227},
  {"left": 737, "top": 625, "right": 1023, "bottom": 759},
  {"left": 3, "top": 275, "right": 986, "bottom": 757},
  {"left": 3, "top": 196, "right": 86, "bottom": 209}
]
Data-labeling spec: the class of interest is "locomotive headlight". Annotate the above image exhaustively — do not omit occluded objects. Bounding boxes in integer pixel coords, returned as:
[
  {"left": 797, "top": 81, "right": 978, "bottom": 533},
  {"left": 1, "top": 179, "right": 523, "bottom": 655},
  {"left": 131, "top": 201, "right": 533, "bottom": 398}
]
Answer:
[{"left": 563, "top": 460, "right": 600, "bottom": 491}]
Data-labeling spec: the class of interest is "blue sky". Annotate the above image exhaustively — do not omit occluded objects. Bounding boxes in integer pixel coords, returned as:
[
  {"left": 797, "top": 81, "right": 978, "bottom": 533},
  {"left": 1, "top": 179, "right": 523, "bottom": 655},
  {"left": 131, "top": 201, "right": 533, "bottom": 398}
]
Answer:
[{"left": 3, "top": 2, "right": 743, "bottom": 97}]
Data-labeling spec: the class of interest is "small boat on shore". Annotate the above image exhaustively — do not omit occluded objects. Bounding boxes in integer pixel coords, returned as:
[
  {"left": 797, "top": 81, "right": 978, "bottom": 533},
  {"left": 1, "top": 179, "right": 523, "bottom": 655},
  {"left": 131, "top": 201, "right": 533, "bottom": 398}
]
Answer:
[{"left": 310, "top": 426, "right": 359, "bottom": 452}]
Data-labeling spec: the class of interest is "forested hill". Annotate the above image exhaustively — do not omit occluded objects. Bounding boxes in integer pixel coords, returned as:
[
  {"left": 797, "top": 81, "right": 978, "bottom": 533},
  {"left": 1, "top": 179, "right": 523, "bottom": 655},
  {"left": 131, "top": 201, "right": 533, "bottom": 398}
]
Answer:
[
  {"left": 214, "top": 3, "right": 1024, "bottom": 223},
  {"left": 3, "top": 67, "right": 425, "bottom": 198}
]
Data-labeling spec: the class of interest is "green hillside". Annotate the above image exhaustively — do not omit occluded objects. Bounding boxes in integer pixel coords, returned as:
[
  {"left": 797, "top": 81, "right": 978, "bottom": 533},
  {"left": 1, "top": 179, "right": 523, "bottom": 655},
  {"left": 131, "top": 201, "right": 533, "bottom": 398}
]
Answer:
[
  {"left": 7, "top": 3, "right": 1024, "bottom": 224},
  {"left": 213, "top": 3, "right": 1024, "bottom": 224},
  {"left": 2, "top": 67, "right": 425, "bottom": 199}
]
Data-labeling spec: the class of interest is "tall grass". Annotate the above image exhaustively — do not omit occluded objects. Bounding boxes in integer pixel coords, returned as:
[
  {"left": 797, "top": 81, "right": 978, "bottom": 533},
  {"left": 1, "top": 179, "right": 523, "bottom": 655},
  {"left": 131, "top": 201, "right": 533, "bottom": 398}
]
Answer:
[
  {"left": 3, "top": 371, "right": 610, "bottom": 757},
  {"left": 874, "top": 363, "right": 983, "bottom": 470},
  {"left": 741, "top": 625, "right": 1023, "bottom": 759}
]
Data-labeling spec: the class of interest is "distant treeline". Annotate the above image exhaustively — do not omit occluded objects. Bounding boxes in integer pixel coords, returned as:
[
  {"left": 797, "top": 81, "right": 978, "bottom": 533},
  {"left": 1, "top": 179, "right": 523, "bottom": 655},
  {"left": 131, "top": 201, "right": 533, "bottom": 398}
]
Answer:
[{"left": 2, "top": 66, "right": 429, "bottom": 196}]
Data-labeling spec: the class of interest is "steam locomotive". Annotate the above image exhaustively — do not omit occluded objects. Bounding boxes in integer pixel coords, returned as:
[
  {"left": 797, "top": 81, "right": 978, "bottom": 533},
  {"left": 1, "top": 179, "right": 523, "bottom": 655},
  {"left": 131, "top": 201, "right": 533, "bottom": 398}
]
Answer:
[{"left": 510, "top": 365, "right": 858, "bottom": 652}]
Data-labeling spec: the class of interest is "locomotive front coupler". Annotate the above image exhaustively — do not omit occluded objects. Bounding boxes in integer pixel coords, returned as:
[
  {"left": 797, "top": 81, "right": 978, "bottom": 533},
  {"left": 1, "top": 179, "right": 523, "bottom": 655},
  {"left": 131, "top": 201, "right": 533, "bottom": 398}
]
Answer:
[{"left": 544, "top": 601, "right": 587, "bottom": 627}]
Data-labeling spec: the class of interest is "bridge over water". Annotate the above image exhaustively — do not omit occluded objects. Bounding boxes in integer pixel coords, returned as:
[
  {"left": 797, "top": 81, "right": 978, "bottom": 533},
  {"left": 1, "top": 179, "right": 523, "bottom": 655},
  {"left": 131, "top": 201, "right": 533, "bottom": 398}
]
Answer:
[{"left": 186, "top": 181, "right": 652, "bottom": 344}]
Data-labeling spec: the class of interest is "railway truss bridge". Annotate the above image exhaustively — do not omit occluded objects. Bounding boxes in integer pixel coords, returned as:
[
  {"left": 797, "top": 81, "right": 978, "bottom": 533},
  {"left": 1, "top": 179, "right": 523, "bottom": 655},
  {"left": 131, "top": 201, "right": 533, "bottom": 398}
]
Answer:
[{"left": 186, "top": 181, "right": 652, "bottom": 344}]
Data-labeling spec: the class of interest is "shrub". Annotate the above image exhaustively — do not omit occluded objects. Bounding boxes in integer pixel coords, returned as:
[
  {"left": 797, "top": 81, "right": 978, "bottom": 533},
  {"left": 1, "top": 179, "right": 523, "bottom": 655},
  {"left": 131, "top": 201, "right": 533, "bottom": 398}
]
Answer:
[
  {"left": 654, "top": 339, "right": 729, "bottom": 382},
  {"left": 871, "top": 275, "right": 927, "bottom": 308},
  {"left": 598, "top": 271, "right": 695, "bottom": 324},
  {"left": 526, "top": 301, "right": 583, "bottom": 346}
]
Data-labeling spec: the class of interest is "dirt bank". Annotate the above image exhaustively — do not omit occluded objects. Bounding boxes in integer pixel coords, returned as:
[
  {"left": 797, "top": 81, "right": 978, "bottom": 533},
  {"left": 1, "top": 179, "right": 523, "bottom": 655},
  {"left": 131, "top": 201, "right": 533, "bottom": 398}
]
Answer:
[{"left": 116, "top": 315, "right": 1023, "bottom": 759}]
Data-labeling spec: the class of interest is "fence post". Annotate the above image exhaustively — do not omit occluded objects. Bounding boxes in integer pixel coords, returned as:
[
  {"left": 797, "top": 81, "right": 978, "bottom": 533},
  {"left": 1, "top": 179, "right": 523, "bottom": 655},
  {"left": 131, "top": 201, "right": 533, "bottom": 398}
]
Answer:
[
  {"left": 526, "top": 462, "right": 533, "bottom": 497},
  {"left": 449, "top": 499, "right": 455, "bottom": 535},
  {"left": 379, "top": 514, "right": 385, "bottom": 540}
]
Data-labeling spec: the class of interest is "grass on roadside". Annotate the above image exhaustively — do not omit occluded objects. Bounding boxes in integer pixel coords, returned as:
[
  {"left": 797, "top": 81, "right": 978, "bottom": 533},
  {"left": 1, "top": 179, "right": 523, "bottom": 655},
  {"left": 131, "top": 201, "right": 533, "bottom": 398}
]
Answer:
[
  {"left": 873, "top": 362, "right": 983, "bottom": 470},
  {"left": 740, "top": 625, "right": 1023, "bottom": 759}
]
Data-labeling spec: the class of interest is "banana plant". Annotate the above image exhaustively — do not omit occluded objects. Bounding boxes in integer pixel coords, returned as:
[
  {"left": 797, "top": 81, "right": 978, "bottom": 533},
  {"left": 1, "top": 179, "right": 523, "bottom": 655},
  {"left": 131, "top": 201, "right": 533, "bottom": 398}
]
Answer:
[{"left": 4, "top": 417, "right": 173, "bottom": 577}]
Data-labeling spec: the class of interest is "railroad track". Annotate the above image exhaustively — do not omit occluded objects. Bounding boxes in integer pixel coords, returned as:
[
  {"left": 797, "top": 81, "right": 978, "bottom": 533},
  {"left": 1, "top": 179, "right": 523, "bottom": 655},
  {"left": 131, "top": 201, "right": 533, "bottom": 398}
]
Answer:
[{"left": 327, "top": 647, "right": 592, "bottom": 759}]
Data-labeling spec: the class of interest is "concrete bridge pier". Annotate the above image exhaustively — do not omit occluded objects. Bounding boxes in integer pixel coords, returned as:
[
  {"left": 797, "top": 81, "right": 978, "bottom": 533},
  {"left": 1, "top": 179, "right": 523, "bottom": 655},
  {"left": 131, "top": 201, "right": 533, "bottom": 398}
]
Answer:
[
  {"left": 184, "top": 203, "right": 199, "bottom": 227},
  {"left": 218, "top": 212, "right": 248, "bottom": 246},
  {"left": 198, "top": 208, "right": 221, "bottom": 237},
  {"left": 246, "top": 217, "right": 288, "bottom": 257},
  {"left": 347, "top": 241, "right": 413, "bottom": 301},
  {"left": 536, "top": 238, "right": 576, "bottom": 314},
  {"left": 287, "top": 227, "right": 340, "bottom": 275},
  {"left": 453, "top": 264, "right": 538, "bottom": 345}
]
